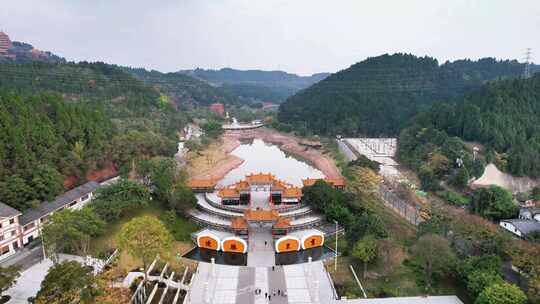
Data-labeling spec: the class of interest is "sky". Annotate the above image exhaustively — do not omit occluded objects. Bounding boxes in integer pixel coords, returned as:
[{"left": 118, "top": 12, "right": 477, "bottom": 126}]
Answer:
[{"left": 2, "top": 0, "right": 539, "bottom": 75}]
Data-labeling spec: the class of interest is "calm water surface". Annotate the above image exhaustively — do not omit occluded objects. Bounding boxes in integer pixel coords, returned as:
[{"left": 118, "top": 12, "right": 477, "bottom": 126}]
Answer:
[{"left": 219, "top": 139, "right": 324, "bottom": 187}]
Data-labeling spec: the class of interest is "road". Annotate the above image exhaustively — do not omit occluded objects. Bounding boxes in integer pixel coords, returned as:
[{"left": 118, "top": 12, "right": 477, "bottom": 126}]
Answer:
[
  {"left": 337, "top": 139, "right": 357, "bottom": 162},
  {"left": 0, "top": 245, "right": 44, "bottom": 271}
]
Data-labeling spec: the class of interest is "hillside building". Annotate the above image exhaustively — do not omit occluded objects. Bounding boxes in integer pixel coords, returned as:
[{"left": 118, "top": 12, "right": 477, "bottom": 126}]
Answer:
[
  {"left": 0, "top": 31, "right": 12, "bottom": 55},
  {"left": 0, "top": 181, "right": 100, "bottom": 260},
  {"left": 209, "top": 103, "right": 225, "bottom": 116},
  {"left": 500, "top": 219, "right": 540, "bottom": 238}
]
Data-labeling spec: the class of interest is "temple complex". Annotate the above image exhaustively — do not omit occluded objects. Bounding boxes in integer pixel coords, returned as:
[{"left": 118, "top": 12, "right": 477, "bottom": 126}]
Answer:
[
  {"left": 184, "top": 172, "right": 463, "bottom": 304},
  {"left": 187, "top": 173, "right": 345, "bottom": 256}
]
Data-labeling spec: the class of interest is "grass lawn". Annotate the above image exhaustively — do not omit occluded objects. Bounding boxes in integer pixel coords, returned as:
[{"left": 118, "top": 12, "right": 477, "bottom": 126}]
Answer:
[{"left": 90, "top": 203, "right": 199, "bottom": 275}]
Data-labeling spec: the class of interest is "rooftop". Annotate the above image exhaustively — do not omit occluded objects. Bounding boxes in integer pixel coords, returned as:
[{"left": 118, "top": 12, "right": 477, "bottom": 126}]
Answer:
[
  {"left": 188, "top": 179, "right": 218, "bottom": 188},
  {"left": 302, "top": 177, "right": 346, "bottom": 187},
  {"left": 231, "top": 217, "right": 248, "bottom": 230},
  {"left": 20, "top": 181, "right": 99, "bottom": 225},
  {"left": 272, "top": 217, "right": 291, "bottom": 229},
  {"left": 283, "top": 187, "right": 302, "bottom": 198},
  {"left": 0, "top": 202, "right": 21, "bottom": 219},
  {"left": 217, "top": 188, "right": 240, "bottom": 198},
  {"left": 502, "top": 219, "right": 540, "bottom": 235},
  {"left": 244, "top": 209, "right": 279, "bottom": 222},
  {"left": 245, "top": 173, "right": 275, "bottom": 184}
]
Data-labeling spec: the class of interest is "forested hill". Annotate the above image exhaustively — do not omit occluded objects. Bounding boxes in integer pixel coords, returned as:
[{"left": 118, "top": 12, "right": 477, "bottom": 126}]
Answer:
[
  {"left": 403, "top": 73, "right": 540, "bottom": 178},
  {"left": 278, "top": 54, "right": 535, "bottom": 136},
  {"left": 178, "top": 68, "right": 330, "bottom": 103},
  {"left": 0, "top": 62, "right": 187, "bottom": 211},
  {"left": 125, "top": 67, "right": 235, "bottom": 106}
]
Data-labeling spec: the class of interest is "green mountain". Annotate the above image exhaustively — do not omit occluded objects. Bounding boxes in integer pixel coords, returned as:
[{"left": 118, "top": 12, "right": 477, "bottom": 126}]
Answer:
[
  {"left": 179, "top": 68, "right": 329, "bottom": 103},
  {"left": 278, "top": 54, "right": 534, "bottom": 136},
  {"left": 125, "top": 67, "right": 235, "bottom": 106},
  {"left": 0, "top": 61, "right": 188, "bottom": 210},
  {"left": 402, "top": 73, "right": 540, "bottom": 178}
]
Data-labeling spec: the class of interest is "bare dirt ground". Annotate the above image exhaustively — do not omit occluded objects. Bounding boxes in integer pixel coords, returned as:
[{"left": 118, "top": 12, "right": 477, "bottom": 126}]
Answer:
[
  {"left": 186, "top": 128, "right": 342, "bottom": 181},
  {"left": 186, "top": 137, "right": 243, "bottom": 180},
  {"left": 472, "top": 163, "right": 539, "bottom": 193}
]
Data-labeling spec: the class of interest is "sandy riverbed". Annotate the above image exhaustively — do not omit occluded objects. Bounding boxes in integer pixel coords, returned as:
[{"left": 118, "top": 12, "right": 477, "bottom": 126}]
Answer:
[{"left": 187, "top": 128, "right": 342, "bottom": 181}]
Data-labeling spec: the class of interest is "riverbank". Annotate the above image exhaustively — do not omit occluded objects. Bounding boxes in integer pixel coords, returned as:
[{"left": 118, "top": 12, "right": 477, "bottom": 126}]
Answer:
[
  {"left": 225, "top": 128, "right": 342, "bottom": 179},
  {"left": 186, "top": 128, "right": 342, "bottom": 182},
  {"left": 186, "top": 137, "right": 244, "bottom": 180}
]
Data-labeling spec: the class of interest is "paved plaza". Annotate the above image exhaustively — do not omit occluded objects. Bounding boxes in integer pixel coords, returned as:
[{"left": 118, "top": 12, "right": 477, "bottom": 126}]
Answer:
[
  {"left": 6, "top": 254, "right": 89, "bottom": 302},
  {"left": 188, "top": 260, "right": 333, "bottom": 304}
]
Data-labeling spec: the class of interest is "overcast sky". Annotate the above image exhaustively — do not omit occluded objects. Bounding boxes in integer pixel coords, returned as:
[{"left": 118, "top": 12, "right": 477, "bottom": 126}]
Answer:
[{"left": 2, "top": 0, "right": 539, "bottom": 75}]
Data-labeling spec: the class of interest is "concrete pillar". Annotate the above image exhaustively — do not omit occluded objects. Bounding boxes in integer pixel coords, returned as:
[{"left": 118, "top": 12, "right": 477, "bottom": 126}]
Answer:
[{"left": 211, "top": 258, "right": 216, "bottom": 277}]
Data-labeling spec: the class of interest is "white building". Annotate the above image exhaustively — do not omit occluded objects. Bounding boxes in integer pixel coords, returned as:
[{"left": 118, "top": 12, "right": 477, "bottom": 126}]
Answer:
[
  {"left": 0, "top": 181, "right": 100, "bottom": 260},
  {"left": 0, "top": 203, "right": 23, "bottom": 259},
  {"left": 500, "top": 219, "right": 540, "bottom": 238}
]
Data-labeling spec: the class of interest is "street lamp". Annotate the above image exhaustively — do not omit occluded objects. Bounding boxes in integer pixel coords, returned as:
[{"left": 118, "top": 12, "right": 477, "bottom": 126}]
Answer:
[{"left": 333, "top": 220, "right": 338, "bottom": 272}]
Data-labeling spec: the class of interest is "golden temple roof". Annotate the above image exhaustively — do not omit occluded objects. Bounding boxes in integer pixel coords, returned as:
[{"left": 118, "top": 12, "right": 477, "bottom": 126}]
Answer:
[
  {"left": 187, "top": 179, "right": 217, "bottom": 188},
  {"left": 282, "top": 187, "right": 302, "bottom": 198},
  {"left": 218, "top": 188, "right": 240, "bottom": 198}
]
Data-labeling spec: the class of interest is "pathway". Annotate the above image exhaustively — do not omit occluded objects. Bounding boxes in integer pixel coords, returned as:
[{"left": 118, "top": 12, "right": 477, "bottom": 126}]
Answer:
[
  {"left": 247, "top": 227, "right": 275, "bottom": 267},
  {"left": 267, "top": 266, "right": 288, "bottom": 304}
]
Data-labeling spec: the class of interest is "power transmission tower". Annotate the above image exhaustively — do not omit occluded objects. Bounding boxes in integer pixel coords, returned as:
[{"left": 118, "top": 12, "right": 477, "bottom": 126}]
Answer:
[{"left": 523, "top": 48, "right": 533, "bottom": 78}]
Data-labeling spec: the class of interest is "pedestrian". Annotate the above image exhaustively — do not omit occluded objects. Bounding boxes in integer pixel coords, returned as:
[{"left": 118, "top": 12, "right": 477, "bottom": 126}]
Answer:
[
  {"left": 272, "top": 266, "right": 274, "bottom": 271},
  {"left": 269, "top": 295, "right": 271, "bottom": 301},
  {"left": 278, "top": 289, "right": 281, "bottom": 296},
  {"left": 265, "top": 292, "right": 267, "bottom": 298},
  {"left": 265, "top": 241, "right": 267, "bottom": 246}
]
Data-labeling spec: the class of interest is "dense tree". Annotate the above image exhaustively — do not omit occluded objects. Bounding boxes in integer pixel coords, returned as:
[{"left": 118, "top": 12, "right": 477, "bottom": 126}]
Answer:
[
  {"left": 532, "top": 186, "right": 540, "bottom": 201},
  {"left": 42, "top": 208, "right": 105, "bottom": 261},
  {"left": 347, "top": 213, "right": 388, "bottom": 243},
  {"left": 34, "top": 261, "right": 98, "bottom": 304},
  {"left": 457, "top": 255, "right": 502, "bottom": 279},
  {"left": 0, "top": 175, "right": 34, "bottom": 210},
  {"left": 410, "top": 234, "right": 455, "bottom": 290},
  {"left": 168, "top": 183, "right": 197, "bottom": 214},
  {"left": 30, "top": 164, "right": 63, "bottom": 202},
  {"left": 91, "top": 179, "right": 150, "bottom": 222},
  {"left": 302, "top": 180, "right": 351, "bottom": 218},
  {"left": 471, "top": 186, "right": 517, "bottom": 221},
  {"left": 398, "top": 125, "right": 478, "bottom": 191},
  {"left": 475, "top": 283, "right": 527, "bottom": 304},
  {"left": 279, "top": 54, "right": 527, "bottom": 137},
  {"left": 117, "top": 216, "right": 172, "bottom": 281},
  {"left": 348, "top": 167, "right": 382, "bottom": 195},
  {"left": 352, "top": 235, "right": 378, "bottom": 278},
  {"left": 127, "top": 67, "right": 236, "bottom": 106},
  {"left": 0, "top": 265, "right": 20, "bottom": 301},
  {"left": 452, "top": 167, "right": 470, "bottom": 189},
  {"left": 201, "top": 121, "right": 224, "bottom": 139},
  {"left": 418, "top": 213, "right": 452, "bottom": 237},
  {"left": 466, "top": 270, "right": 504, "bottom": 297},
  {"left": 408, "top": 74, "right": 540, "bottom": 178},
  {"left": 138, "top": 157, "right": 176, "bottom": 202},
  {"left": 178, "top": 67, "right": 328, "bottom": 104},
  {"left": 0, "top": 92, "right": 112, "bottom": 209}
]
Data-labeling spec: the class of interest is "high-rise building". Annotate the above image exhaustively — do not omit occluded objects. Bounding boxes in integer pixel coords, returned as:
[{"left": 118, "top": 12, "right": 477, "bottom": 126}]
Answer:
[{"left": 0, "top": 31, "right": 12, "bottom": 55}]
